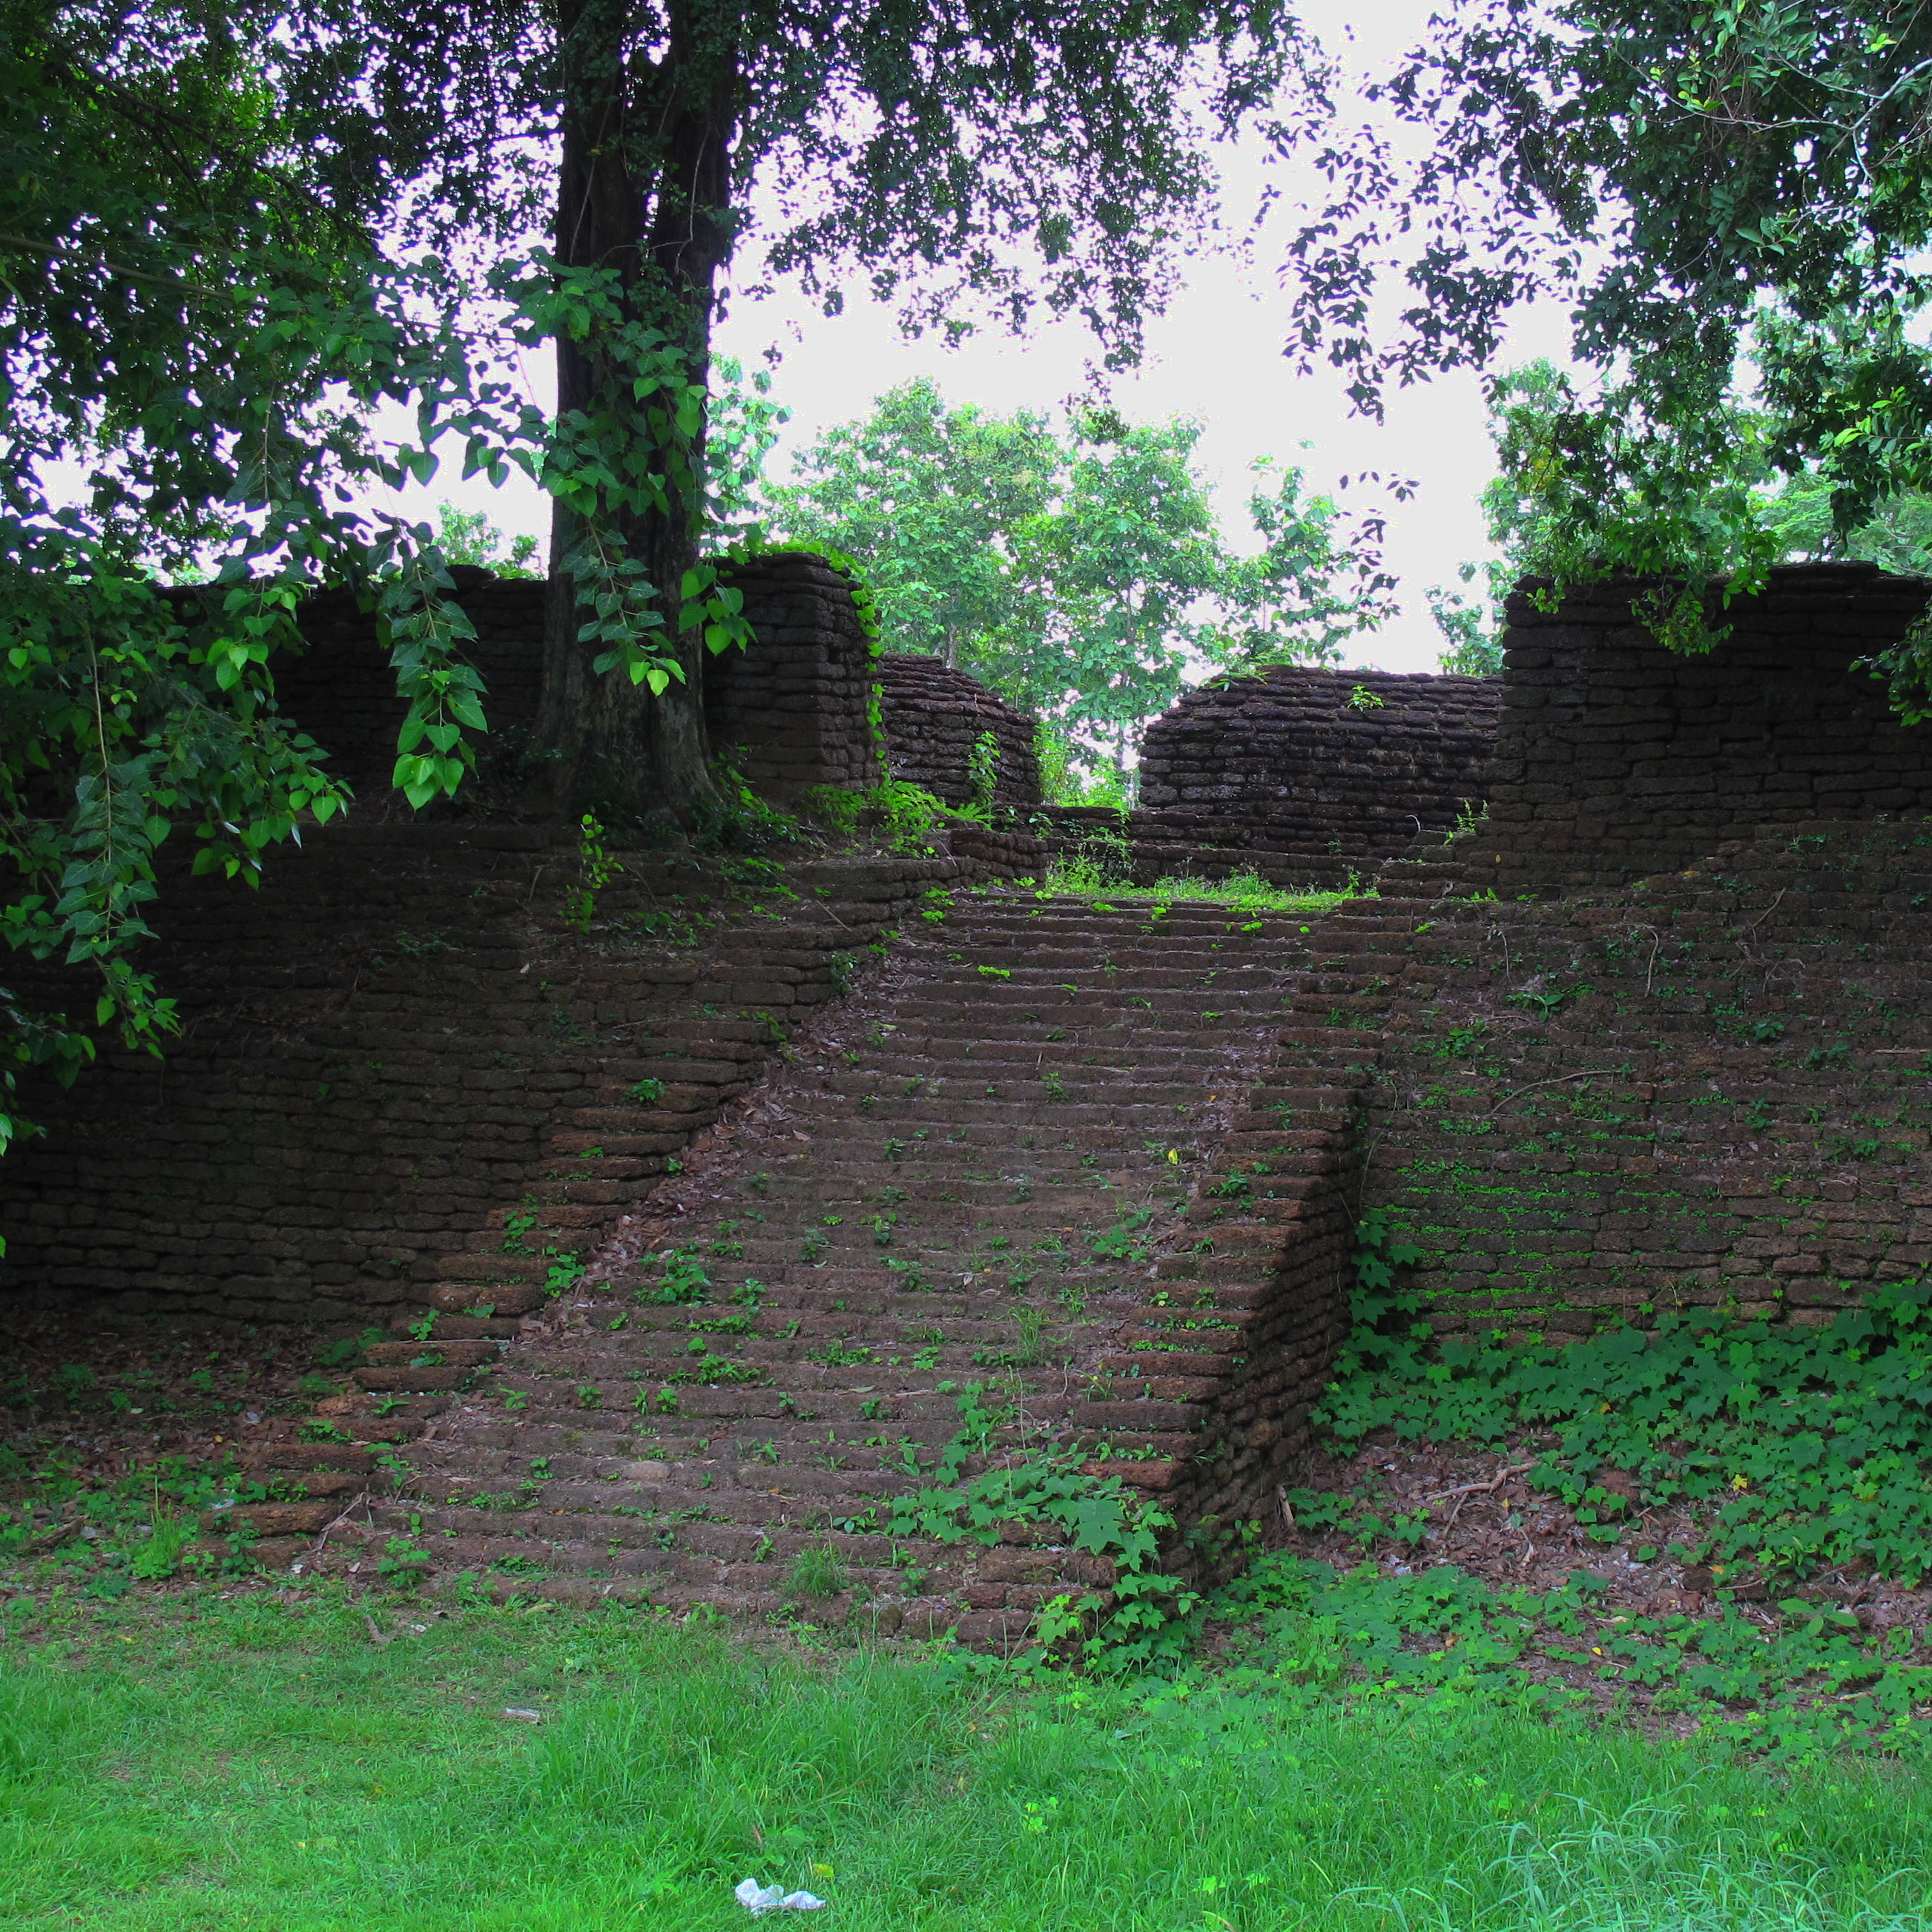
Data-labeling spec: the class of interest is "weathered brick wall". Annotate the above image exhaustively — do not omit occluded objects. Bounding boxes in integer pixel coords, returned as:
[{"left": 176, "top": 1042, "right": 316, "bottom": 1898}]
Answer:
[
  {"left": 1268, "top": 563, "right": 1932, "bottom": 1340},
  {"left": 1355, "top": 820, "right": 1932, "bottom": 1339},
  {"left": 1133, "top": 1035, "right": 1368, "bottom": 1573},
  {"left": 270, "top": 570, "right": 545, "bottom": 799},
  {"left": 260, "top": 551, "right": 882, "bottom": 807},
  {"left": 875, "top": 655, "right": 1043, "bottom": 808},
  {"left": 1132, "top": 665, "right": 1500, "bottom": 888},
  {"left": 1483, "top": 562, "right": 1932, "bottom": 894},
  {"left": 704, "top": 553, "right": 882, "bottom": 800},
  {"left": 0, "top": 824, "right": 975, "bottom": 1328}
]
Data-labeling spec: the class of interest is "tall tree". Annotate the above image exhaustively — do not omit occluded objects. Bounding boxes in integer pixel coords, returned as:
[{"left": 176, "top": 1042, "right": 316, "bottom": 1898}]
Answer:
[
  {"left": 343, "top": 0, "right": 1320, "bottom": 819},
  {"left": 1212, "top": 456, "right": 1395, "bottom": 672},
  {"left": 1017, "top": 411, "right": 1228, "bottom": 783},
  {"left": 767, "top": 390, "right": 1392, "bottom": 788}
]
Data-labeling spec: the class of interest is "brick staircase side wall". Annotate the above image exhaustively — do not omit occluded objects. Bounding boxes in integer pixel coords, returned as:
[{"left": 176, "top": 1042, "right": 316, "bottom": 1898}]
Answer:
[
  {"left": 1308, "top": 819, "right": 1932, "bottom": 1341},
  {"left": 1131, "top": 666, "right": 1500, "bottom": 887},
  {"left": 0, "top": 821, "right": 972, "bottom": 1328},
  {"left": 875, "top": 655, "right": 1044, "bottom": 808},
  {"left": 1150, "top": 1065, "right": 1365, "bottom": 1577},
  {"left": 1480, "top": 561, "right": 1932, "bottom": 894}
]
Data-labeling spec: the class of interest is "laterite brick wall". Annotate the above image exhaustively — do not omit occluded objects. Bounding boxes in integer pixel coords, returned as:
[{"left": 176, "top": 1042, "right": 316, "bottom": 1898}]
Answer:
[
  {"left": 0, "top": 825, "right": 976, "bottom": 1327},
  {"left": 702, "top": 553, "right": 881, "bottom": 800},
  {"left": 1483, "top": 561, "right": 1932, "bottom": 893},
  {"left": 1309, "top": 562, "right": 1932, "bottom": 1339},
  {"left": 875, "top": 656, "right": 1043, "bottom": 808},
  {"left": 270, "top": 553, "right": 884, "bottom": 806},
  {"left": 1133, "top": 666, "right": 1500, "bottom": 888},
  {"left": 1362, "top": 820, "right": 1932, "bottom": 1339},
  {"left": 1141, "top": 1033, "right": 1370, "bottom": 1576}
]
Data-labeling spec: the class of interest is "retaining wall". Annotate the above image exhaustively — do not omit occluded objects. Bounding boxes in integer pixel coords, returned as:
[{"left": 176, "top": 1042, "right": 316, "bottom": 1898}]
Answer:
[
  {"left": 1316, "top": 563, "right": 1932, "bottom": 1335},
  {"left": 0, "top": 827, "right": 980, "bottom": 1327},
  {"left": 1132, "top": 665, "right": 1500, "bottom": 888},
  {"left": 1484, "top": 562, "right": 1932, "bottom": 893}
]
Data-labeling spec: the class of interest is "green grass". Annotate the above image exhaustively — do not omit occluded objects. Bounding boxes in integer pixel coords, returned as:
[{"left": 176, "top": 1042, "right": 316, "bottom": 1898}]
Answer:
[
  {"left": 3, "top": 1583, "right": 1931, "bottom": 1931},
  {"left": 1041, "top": 852, "right": 1362, "bottom": 917}
]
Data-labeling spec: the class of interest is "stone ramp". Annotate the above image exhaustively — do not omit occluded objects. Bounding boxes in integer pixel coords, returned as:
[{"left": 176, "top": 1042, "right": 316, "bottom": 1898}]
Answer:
[{"left": 237, "top": 886, "right": 1373, "bottom": 1643}]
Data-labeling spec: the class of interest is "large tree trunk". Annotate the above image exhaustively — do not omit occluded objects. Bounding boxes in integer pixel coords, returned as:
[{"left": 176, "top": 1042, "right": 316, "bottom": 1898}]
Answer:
[{"left": 533, "top": 0, "right": 739, "bottom": 824}]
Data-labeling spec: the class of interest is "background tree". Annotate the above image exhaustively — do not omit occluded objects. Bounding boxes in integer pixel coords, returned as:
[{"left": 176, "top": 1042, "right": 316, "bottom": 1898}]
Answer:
[
  {"left": 1015, "top": 411, "right": 1228, "bottom": 790},
  {"left": 435, "top": 505, "right": 541, "bottom": 578},
  {"left": 768, "top": 390, "right": 1394, "bottom": 797},
  {"left": 1212, "top": 456, "right": 1395, "bottom": 673},
  {"left": 760, "top": 379, "right": 1060, "bottom": 682}
]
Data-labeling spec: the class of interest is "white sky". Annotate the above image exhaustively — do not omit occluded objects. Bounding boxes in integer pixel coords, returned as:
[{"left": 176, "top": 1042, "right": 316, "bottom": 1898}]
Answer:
[{"left": 391, "top": 0, "right": 1581, "bottom": 673}]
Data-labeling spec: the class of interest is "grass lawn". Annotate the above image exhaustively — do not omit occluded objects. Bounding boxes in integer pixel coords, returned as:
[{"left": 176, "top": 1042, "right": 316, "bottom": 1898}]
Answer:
[{"left": 3, "top": 1580, "right": 1929, "bottom": 1932}]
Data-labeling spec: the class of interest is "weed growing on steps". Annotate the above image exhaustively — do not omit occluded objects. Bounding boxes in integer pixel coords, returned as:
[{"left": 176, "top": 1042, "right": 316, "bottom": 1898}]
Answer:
[
  {"left": 875, "top": 1386, "right": 1200, "bottom": 1672},
  {"left": 561, "top": 813, "right": 623, "bottom": 934},
  {"left": 1040, "top": 855, "right": 1363, "bottom": 917},
  {"left": 635, "top": 1244, "right": 711, "bottom": 1305}
]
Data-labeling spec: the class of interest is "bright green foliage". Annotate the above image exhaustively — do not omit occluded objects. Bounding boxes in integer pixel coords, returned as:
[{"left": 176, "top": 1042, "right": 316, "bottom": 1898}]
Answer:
[
  {"left": 1427, "top": 578, "right": 1502, "bottom": 676},
  {"left": 561, "top": 814, "right": 622, "bottom": 934},
  {"left": 766, "top": 389, "right": 1391, "bottom": 794},
  {"left": 762, "top": 380, "right": 1059, "bottom": 677},
  {"left": 798, "top": 779, "right": 951, "bottom": 852},
  {"left": 1434, "top": 355, "right": 1932, "bottom": 674},
  {"left": 1212, "top": 456, "right": 1398, "bottom": 674},
  {"left": 1019, "top": 412, "right": 1227, "bottom": 783},
  {"left": 1310, "top": 1274, "right": 1932, "bottom": 1589},
  {"left": 636, "top": 1244, "right": 711, "bottom": 1307},
  {"left": 886, "top": 1385, "right": 1198, "bottom": 1671},
  {"left": 1259, "top": 1225, "right": 1932, "bottom": 1758},
  {"left": 434, "top": 505, "right": 540, "bottom": 578}
]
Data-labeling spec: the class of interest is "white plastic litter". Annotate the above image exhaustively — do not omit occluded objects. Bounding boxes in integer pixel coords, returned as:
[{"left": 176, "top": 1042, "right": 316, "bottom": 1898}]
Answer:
[{"left": 735, "top": 1877, "right": 827, "bottom": 1914}]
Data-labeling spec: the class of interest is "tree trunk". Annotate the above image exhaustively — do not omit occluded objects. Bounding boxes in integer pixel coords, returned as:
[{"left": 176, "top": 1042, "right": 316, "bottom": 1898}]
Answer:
[{"left": 533, "top": 0, "right": 739, "bottom": 825}]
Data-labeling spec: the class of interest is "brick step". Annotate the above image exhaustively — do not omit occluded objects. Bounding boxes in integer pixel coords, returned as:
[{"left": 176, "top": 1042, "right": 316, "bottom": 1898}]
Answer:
[
  {"left": 487, "top": 1374, "right": 1087, "bottom": 1426},
  {"left": 892, "top": 982, "right": 1288, "bottom": 1010},
  {"left": 814, "top": 1073, "right": 1263, "bottom": 1106},
  {"left": 721, "top": 1173, "right": 1187, "bottom": 1210},
  {"left": 252, "top": 879, "right": 1368, "bottom": 1643},
  {"left": 359, "top": 1505, "right": 966, "bottom": 1577},
  {"left": 877, "top": 1022, "right": 1296, "bottom": 1054}
]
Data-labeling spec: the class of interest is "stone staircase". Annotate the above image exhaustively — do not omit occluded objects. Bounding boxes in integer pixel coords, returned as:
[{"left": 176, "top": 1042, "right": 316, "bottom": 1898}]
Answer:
[{"left": 234, "top": 884, "right": 1379, "bottom": 1644}]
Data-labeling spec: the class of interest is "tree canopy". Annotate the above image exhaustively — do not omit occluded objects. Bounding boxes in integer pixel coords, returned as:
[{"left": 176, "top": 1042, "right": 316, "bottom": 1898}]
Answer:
[
  {"left": 762, "top": 382, "right": 1392, "bottom": 794},
  {"left": 0, "top": 0, "right": 535, "bottom": 1161},
  {"left": 1428, "top": 357, "right": 1932, "bottom": 678},
  {"left": 0, "top": 0, "right": 1322, "bottom": 1156},
  {"left": 1293, "top": 0, "right": 1932, "bottom": 696}
]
